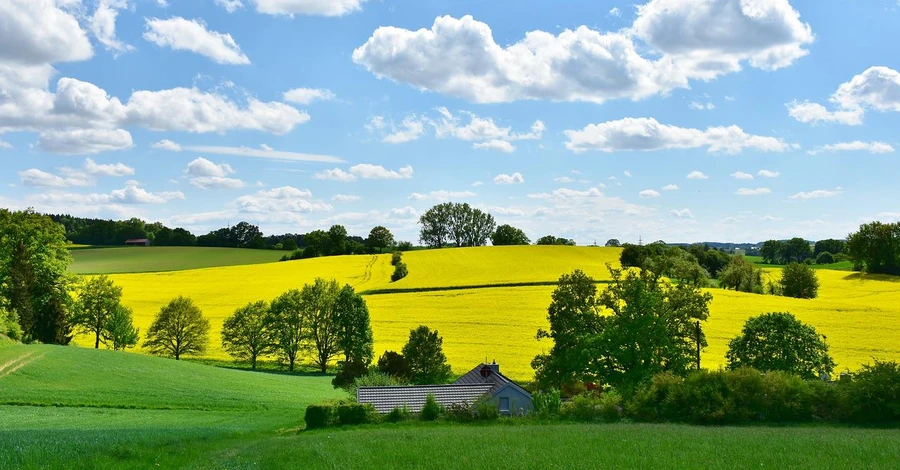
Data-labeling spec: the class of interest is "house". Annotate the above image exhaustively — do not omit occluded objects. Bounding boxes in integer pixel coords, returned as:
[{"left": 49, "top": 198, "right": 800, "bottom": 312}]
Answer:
[
  {"left": 357, "top": 362, "right": 533, "bottom": 416},
  {"left": 124, "top": 239, "right": 150, "bottom": 246}
]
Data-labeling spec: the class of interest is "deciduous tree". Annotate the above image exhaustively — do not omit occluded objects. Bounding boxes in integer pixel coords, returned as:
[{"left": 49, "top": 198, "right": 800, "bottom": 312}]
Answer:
[
  {"left": 335, "top": 285, "right": 374, "bottom": 365},
  {"left": 402, "top": 326, "right": 452, "bottom": 384},
  {"left": 780, "top": 262, "right": 819, "bottom": 299},
  {"left": 302, "top": 278, "right": 342, "bottom": 373},
  {"left": 267, "top": 289, "right": 307, "bottom": 371},
  {"left": 726, "top": 312, "right": 834, "bottom": 380},
  {"left": 222, "top": 301, "right": 272, "bottom": 369},
  {"left": 846, "top": 221, "right": 900, "bottom": 275},
  {"left": 102, "top": 305, "right": 139, "bottom": 351},
  {"left": 144, "top": 297, "right": 209, "bottom": 360},
  {"left": 367, "top": 226, "right": 394, "bottom": 253},
  {"left": 491, "top": 224, "right": 530, "bottom": 246},
  {"left": 72, "top": 275, "right": 122, "bottom": 349}
]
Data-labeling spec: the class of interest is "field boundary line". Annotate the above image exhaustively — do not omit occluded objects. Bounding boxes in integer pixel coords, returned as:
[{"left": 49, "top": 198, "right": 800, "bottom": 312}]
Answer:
[{"left": 360, "top": 280, "right": 614, "bottom": 296}]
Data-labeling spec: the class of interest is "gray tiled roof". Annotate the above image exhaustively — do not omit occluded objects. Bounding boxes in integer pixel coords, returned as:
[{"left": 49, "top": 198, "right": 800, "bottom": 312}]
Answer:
[
  {"left": 357, "top": 384, "right": 493, "bottom": 413},
  {"left": 454, "top": 363, "right": 532, "bottom": 398}
]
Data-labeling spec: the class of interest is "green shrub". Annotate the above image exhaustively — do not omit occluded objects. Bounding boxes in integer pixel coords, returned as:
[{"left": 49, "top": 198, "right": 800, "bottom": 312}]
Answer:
[
  {"left": 816, "top": 252, "right": 835, "bottom": 265},
  {"left": 560, "top": 393, "right": 604, "bottom": 422},
  {"left": 420, "top": 393, "right": 443, "bottom": 421},
  {"left": 780, "top": 262, "right": 819, "bottom": 299},
  {"left": 391, "top": 251, "right": 403, "bottom": 266},
  {"left": 336, "top": 402, "right": 376, "bottom": 426},
  {"left": 0, "top": 308, "right": 22, "bottom": 342},
  {"left": 346, "top": 371, "right": 402, "bottom": 401},
  {"left": 385, "top": 405, "right": 412, "bottom": 423},
  {"left": 444, "top": 403, "right": 476, "bottom": 423},
  {"left": 304, "top": 404, "right": 334, "bottom": 430},
  {"left": 474, "top": 398, "right": 500, "bottom": 421},
  {"left": 332, "top": 360, "right": 370, "bottom": 389},
  {"left": 533, "top": 390, "right": 561, "bottom": 417},
  {"left": 839, "top": 360, "right": 900, "bottom": 423},
  {"left": 598, "top": 390, "right": 622, "bottom": 423},
  {"left": 391, "top": 262, "right": 408, "bottom": 282},
  {"left": 761, "top": 371, "right": 815, "bottom": 422},
  {"left": 628, "top": 372, "right": 683, "bottom": 422}
]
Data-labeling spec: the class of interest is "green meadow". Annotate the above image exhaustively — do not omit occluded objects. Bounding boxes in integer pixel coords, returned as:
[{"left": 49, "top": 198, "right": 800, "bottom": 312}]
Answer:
[{"left": 69, "top": 246, "right": 286, "bottom": 274}]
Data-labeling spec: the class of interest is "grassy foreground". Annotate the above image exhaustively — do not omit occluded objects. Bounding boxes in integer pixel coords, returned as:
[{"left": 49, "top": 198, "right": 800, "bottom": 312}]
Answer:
[{"left": 69, "top": 246, "right": 286, "bottom": 274}]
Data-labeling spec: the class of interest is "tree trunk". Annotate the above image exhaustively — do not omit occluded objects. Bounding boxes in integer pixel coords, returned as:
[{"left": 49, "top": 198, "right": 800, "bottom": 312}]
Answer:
[
  {"left": 95, "top": 333, "right": 100, "bottom": 349},
  {"left": 251, "top": 355, "right": 257, "bottom": 370}
]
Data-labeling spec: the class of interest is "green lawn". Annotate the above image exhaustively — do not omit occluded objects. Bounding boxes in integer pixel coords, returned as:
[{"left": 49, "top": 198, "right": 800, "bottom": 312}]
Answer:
[
  {"left": 69, "top": 246, "right": 286, "bottom": 274},
  {"left": 745, "top": 255, "right": 854, "bottom": 271}
]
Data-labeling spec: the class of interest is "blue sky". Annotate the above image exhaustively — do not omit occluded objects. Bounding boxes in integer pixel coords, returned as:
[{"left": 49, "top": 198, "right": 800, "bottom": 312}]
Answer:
[{"left": 2, "top": 0, "right": 899, "bottom": 244}]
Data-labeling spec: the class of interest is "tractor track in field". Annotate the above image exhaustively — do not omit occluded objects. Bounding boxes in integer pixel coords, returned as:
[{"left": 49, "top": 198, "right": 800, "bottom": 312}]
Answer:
[
  {"left": 0, "top": 352, "right": 44, "bottom": 379},
  {"left": 359, "top": 255, "right": 377, "bottom": 284}
]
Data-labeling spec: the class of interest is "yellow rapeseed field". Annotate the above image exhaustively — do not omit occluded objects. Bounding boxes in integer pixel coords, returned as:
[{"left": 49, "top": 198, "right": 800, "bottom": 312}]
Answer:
[{"left": 78, "top": 247, "right": 900, "bottom": 382}]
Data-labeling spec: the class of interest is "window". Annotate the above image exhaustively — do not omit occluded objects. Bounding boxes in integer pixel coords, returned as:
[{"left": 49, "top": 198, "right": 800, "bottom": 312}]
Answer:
[{"left": 499, "top": 397, "right": 510, "bottom": 413}]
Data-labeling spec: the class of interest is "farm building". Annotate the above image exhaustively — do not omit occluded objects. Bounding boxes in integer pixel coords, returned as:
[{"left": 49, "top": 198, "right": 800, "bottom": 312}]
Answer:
[
  {"left": 358, "top": 362, "right": 533, "bottom": 415},
  {"left": 124, "top": 239, "right": 150, "bottom": 246}
]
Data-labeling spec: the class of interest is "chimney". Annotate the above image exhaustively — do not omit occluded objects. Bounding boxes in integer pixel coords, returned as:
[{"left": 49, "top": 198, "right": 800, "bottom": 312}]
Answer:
[{"left": 487, "top": 360, "right": 499, "bottom": 374}]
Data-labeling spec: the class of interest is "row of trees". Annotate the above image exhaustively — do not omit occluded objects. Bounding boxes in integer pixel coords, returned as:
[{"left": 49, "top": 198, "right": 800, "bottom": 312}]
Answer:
[
  {"left": 50, "top": 215, "right": 196, "bottom": 247},
  {"left": 419, "top": 203, "right": 497, "bottom": 248},
  {"left": 846, "top": 221, "right": 900, "bottom": 275}
]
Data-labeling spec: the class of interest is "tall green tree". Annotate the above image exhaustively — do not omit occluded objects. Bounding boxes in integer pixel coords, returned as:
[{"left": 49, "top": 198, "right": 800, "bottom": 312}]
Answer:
[
  {"left": 419, "top": 203, "right": 496, "bottom": 248},
  {"left": 780, "top": 262, "right": 819, "bottom": 299},
  {"left": 72, "top": 275, "right": 123, "bottom": 349},
  {"left": 303, "top": 230, "right": 329, "bottom": 258},
  {"left": 534, "top": 267, "right": 711, "bottom": 394},
  {"left": 144, "top": 297, "right": 209, "bottom": 360},
  {"left": 402, "top": 326, "right": 452, "bottom": 384},
  {"left": 0, "top": 209, "right": 74, "bottom": 344},
  {"left": 335, "top": 285, "right": 374, "bottom": 365},
  {"left": 760, "top": 240, "right": 785, "bottom": 264},
  {"left": 491, "top": 224, "right": 530, "bottom": 246},
  {"left": 266, "top": 289, "right": 307, "bottom": 371},
  {"left": 222, "top": 301, "right": 272, "bottom": 369},
  {"left": 102, "top": 305, "right": 140, "bottom": 351},
  {"left": 419, "top": 203, "right": 452, "bottom": 248},
  {"left": 327, "top": 225, "right": 348, "bottom": 255},
  {"left": 719, "top": 256, "right": 764, "bottom": 294},
  {"left": 726, "top": 312, "right": 835, "bottom": 380},
  {"left": 301, "top": 278, "right": 342, "bottom": 373},
  {"left": 783, "top": 238, "right": 813, "bottom": 263},
  {"left": 367, "top": 226, "right": 394, "bottom": 253},
  {"left": 846, "top": 221, "right": 900, "bottom": 275},
  {"left": 605, "top": 239, "right": 621, "bottom": 247},
  {"left": 814, "top": 239, "right": 845, "bottom": 257}
]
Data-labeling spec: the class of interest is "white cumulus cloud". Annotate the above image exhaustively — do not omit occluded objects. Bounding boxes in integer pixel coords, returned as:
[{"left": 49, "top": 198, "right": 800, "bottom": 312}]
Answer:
[
  {"left": 787, "top": 66, "right": 900, "bottom": 125},
  {"left": 283, "top": 88, "right": 336, "bottom": 104},
  {"left": 730, "top": 171, "right": 754, "bottom": 180},
  {"left": 493, "top": 172, "right": 525, "bottom": 185},
  {"left": 144, "top": 17, "right": 250, "bottom": 65},
  {"left": 639, "top": 189, "right": 661, "bottom": 199},
  {"left": 687, "top": 171, "right": 709, "bottom": 180},
  {"left": 736, "top": 187, "right": 772, "bottom": 196}
]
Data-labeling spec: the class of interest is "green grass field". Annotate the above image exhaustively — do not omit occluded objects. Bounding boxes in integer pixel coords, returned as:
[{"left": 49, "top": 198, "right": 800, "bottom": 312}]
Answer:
[
  {"left": 69, "top": 246, "right": 286, "bottom": 274},
  {"left": 745, "top": 255, "right": 854, "bottom": 271}
]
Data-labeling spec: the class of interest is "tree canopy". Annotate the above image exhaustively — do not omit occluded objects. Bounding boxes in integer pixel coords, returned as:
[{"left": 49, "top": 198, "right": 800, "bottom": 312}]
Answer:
[
  {"left": 726, "top": 312, "right": 835, "bottom": 380},
  {"left": 367, "top": 226, "right": 394, "bottom": 253},
  {"left": 491, "top": 224, "right": 530, "bottom": 246},
  {"left": 402, "top": 326, "right": 452, "bottom": 384},
  {"left": 846, "top": 221, "right": 900, "bottom": 275},
  {"left": 536, "top": 235, "right": 576, "bottom": 246},
  {"left": 72, "top": 275, "right": 123, "bottom": 349},
  {"left": 780, "top": 262, "right": 819, "bottom": 299},
  {"left": 144, "top": 296, "right": 210, "bottom": 360},
  {"left": 222, "top": 301, "right": 272, "bottom": 369},
  {"left": 419, "top": 203, "right": 496, "bottom": 248}
]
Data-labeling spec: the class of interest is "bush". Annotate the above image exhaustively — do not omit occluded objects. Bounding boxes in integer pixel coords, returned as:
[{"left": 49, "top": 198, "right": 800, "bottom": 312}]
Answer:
[
  {"left": 346, "top": 371, "right": 402, "bottom": 401},
  {"left": 560, "top": 393, "right": 604, "bottom": 422},
  {"left": 533, "top": 390, "right": 562, "bottom": 417},
  {"left": 761, "top": 371, "right": 815, "bottom": 422},
  {"left": 304, "top": 404, "right": 334, "bottom": 430},
  {"left": 719, "top": 256, "right": 764, "bottom": 294},
  {"left": 420, "top": 393, "right": 443, "bottom": 421},
  {"left": 839, "top": 360, "right": 900, "bottom": 423},
  {"left": 396, "top": 241, "right": 414, "bottom": 252},
  {"left": 444, "top": 403, "right": 476, "bottom": 423},
  {"left": 628, "top": 372, "right": 684, "bottom": 422},
  {"left": 376, "top": 351, "right": 412, "bottom": 381},
  {"left": 726, "top": 312, "right": 834, "bottom": 380},
  {"left": 391, "top": 262, "right": 408, "bottom": 282},
  {"left": 332, "top": 360, "right": 370, "bottom": 389},
  {"left": 385, "top": 405, "right": 412, "bottom": 423},
  {"left": 0, "top": 308, "right": 22, "bottom": 341},
  {"left": 336, "top": 402, "right": 376, "bottom": 425},
  {"left": 598, "top": 390, "right": 623, "bottom": 423},
  {"left": 816, "top": 252, "right": 835, "bottom": 265},
  {"left": 391, "top": 251, "right": 402, "bottom": 266},
  {"left": 781, "top": 262, "right": 819, "bottom": 299},
  {"left": 474, "top": 398, "right": 500, "bottom": 421}
]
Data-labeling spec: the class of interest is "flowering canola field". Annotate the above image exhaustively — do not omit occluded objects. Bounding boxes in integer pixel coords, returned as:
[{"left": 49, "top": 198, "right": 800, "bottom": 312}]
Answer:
[{"left": 84, "top": 247, "right": 900, "bottom": 381}]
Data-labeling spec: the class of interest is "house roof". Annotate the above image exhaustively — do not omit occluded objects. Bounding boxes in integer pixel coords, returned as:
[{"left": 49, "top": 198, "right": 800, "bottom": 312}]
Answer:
[
  {"left": 357, "top": 384, "right": 493, "bottom": 413},
  {"left": 453, "top": 363, "right": 532, "bottom": 398},
  {"left": 125, "top": 239, "right": 149, "bottom": 243}
]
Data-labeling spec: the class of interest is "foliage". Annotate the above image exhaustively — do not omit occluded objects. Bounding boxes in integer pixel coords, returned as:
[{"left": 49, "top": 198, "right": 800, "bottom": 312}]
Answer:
[
  {"left": 332, "top": 360, "right": 370, "bottom": 389},
  {"left": 605, "top": 239, "right": 621, "bottom": 247},
  {"left": 402, "top": 326, "right": 453, "bottom": 384},
  {"left": 391, "top": 262, "right": 408, "bottom": 282},
  {"left": 599, "top": 390, "right": 623, "bottom": 422},
  {"left": 49, "top": 214, "right": 196, "bottom": 247},
  {"left": 336, "top": 402, "right": 377, "bottom": 426},
  {"left": 144, "top": 296, "right": 210, "bottom": 360},
  {"left": 346, "top": 372, "right": 403, "bottom": 402},
  {"left": 197, "top": 221, "right": 264, "bottom": 249},
  {"left": 367, "top": 226, "right": 394, "bottom": 253},
  {"left": 839, "top": 360, "right": 900, "bottom": 423},
  {"left": 304, "top": 404, "right": 334, "bottom": 430},
  {"left": 396, "top": 241, "right": 414, "bottom": 252},
  {"left": 102, "top": 305, "right": 140, "bottom": 351},
  {"left": 391, "top": 251, "right": 402, "bottom": 266},
  {"left": 491, "top": 224, "right": 530, "bottom": 246},
  {"left": 532, "top": 390, "right": 562, "bottom": 417},
  {"left": 0, "top": 307, "right": 22, "bottom": 341},
  {"left": 846, "top": 221, "right": 900, "bottom": 275},
  {"left": 328, "top": 225, "right": 348, "bottom": 257},
  {"left": 334, "top": 284, "right": 374, "bottom": 365},
  {"left": 266, "top": 289, "right": 306, "bottom": 371},
  {"left": 420, "top": 393, "right": 443, "bottom": 421},
  {"left": 221, "top": 301, "right": 272, "bottom": 369},
  {"left": 816, "top": 251, "right": 835, "bottom": 265},
  {"left": 560, "top": 393, "right": 604, "bottom": 421},
  {"left": 385, "top": 405, "right": 412, "bottom": 423},
  {"left": 536, "top": 235, "right": 576, "bottom": 246},
  {"left": 683, "top": 244, "right": 732, "bottom": 278},
  {"left": 72, "top": 275, "right": 123, "bottom": 349},
  {"left": 718, "top": 256, "right": 764, "bottom": 293},
  {"left": 474, "top": 398, "right": 500, "bottom": 421},
  {"left": 619, "top": 242, "right": 667, "bottom": 268},
  {"left": 0, "top": 209, "right": 74, "bottom": 344},
  {"left": 760, "top": 240, "right": 784, "bottom": 264},
  {"left": 419, "top": 202, "right": 496, "bottom": 248},
  {"left": 376, "top": 351, "right": 412, "bottom": 380},
  {"left": 300, "top": 278, "right": 342, "bottom": 373},
  {"left": 444, "top": 403, "right": 477, "bottom": 422},
  {"left": 814, "top": 239, "right": 845, "bottom": 257},
  {"left": 780, "top": 262, "right": 820, "bottom": 299},
  {"left": 726, "top": 312, "right": 834, "bottom": 380},
  {"left": 534, "top": 267, "right": 711, "bottom": 395},
  {"left": 760, "top": 238, "right": 815, "bottom": 264},
  {"left": 644, "top": 249, "right": 710, "bottom": 287}
]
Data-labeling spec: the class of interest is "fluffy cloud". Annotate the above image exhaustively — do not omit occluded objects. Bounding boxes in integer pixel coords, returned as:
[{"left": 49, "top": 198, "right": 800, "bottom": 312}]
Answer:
[
  {"left": 185, "top": 157, "right": 235, "bottom": 178},
  {"left": 84, "top": 158, "right": 135, "bottom": 177},
  {"left": 409, "top": 190, "right": 476, "bottom": 201},
  {"left": 662, "top": 184, "right": 679, "bottom": 191},
  {"left": 789, "top": 189, "right": 841, "bottom": 200},
  {"left": 20, "top": 158, "right": 135, "bottom": 187},
  {"left": 283, "top": 88, "right": 336, "bottom": 104},
  {"left": 758, "top": 170, "right": 780, "bottom": 178},
  {"left": 473, "top": 140, "right": 515, "bottom": 153},
  {"left": 730, "top": 171, "right": 754, "bottom": 180},
  {"left": 807, "top": 141, "right": 895, "bottom": 155},
  {"left": 493, "top": 173, "right": 525, "bottom": 185},
  {"left": 671, "top": 208, "right": 693, "bottom": 219},
  {"left": 215, "top": 0, "right": 244, "bottom": 13},
  {"left": 353, "top": 5, "right": 812, "bottom": 104},
  {"left": 736, "top": 187, "right": 772, "bottom": 196},
  {"left": 690, "top": 101, "right": 715, "bottom": 111},
  {"left": 0, "top": 0, "right": 93, "bottom": 66},
  {"left": 253, "top": 0, "right": 368, "bottom": 16},
  {"left": 639, "top": 189, "right": 661, "bottom": 199},
  {"left": 19, "top": 168, "right": 92, "bottom": 188},
  {"left": 564, "top": 118, "right": 788, "bottom": 154},
  {"left": 152, "top": 139, "right": 181, "bottom": 151},
  {"left": 316, "top": 164, "right": 414, "bottom": 182},
  {"left": 91, "top": 0, "right": 134, "bottom": 54},
  {"left": 686, "top": 171, "right": 709, "bottom": 180},
  {"left": 788, "top": 66, "right": 900, "bottom": 125},
  {"left": 110, "top": 181, "right": 185, "bottom": 204},
  {"left": 371, "top": 109, "right": 543, "bottom": 152},
  {"left": 144, "top": 17, "right": 250, "bottom": 65},
  {"left": 372, "top": 116, "right": 427, "bottom": 144},
  {"left": 36, "top": 129, "right": 134, "bottom": 154}
]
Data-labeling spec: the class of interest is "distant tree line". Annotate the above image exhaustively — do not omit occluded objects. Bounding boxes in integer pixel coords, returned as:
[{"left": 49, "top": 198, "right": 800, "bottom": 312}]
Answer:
[
  {"left": 759, "top": 238, "right": 844, "bottom": 265},
  {"left": 50, "top": 215, "right": 197, "bottom": 246},
  {"left": 846, "top": 221, "right": 900, "bottom": 275}
]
